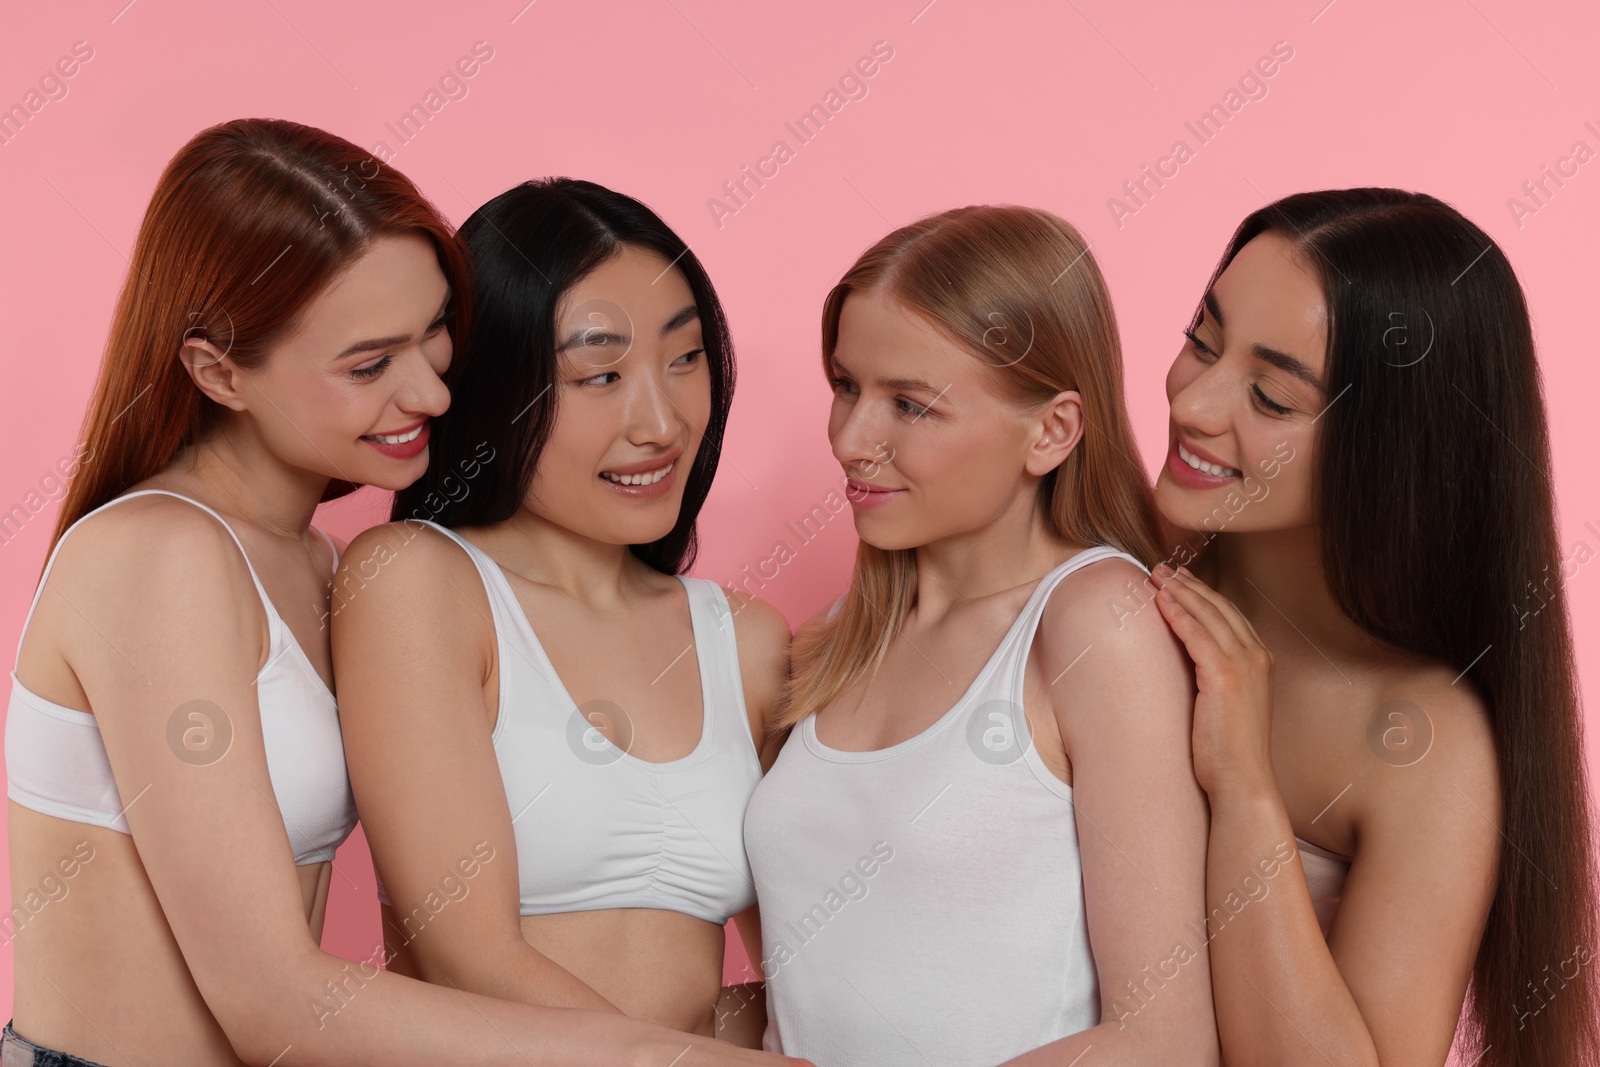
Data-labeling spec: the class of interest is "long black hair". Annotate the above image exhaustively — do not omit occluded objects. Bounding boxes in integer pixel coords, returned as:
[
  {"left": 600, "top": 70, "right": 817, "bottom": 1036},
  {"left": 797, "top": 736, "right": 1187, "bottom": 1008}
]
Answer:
[
  {"left": 1190, "top": 187, "right": 1598, "bottom": 1067},
  {"left": 391, "top": 177, "right": 736, "bottom": 575}
]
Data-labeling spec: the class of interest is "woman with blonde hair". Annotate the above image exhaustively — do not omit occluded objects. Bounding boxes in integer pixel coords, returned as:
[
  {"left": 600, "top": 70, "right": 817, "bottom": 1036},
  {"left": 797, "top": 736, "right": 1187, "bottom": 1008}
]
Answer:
[{"left": 744, "top": 205, "right": 1219, "bottom": 1066}]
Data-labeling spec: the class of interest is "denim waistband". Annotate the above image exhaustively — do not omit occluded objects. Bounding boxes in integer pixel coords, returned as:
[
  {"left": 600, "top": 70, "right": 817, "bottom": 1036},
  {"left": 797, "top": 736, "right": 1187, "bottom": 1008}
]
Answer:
[{"left": 1, "top": 1021, "right": 115, "bottom": 1067}]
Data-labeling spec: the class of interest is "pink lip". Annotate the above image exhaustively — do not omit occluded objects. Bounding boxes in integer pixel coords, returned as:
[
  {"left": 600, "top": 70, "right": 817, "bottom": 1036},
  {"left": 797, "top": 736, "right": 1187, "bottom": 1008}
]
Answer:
[
  {"left": 360, "top": 420, "right": 430, "bottom": 460},
  {"left": 599, "top": 457, "right": 679, "bottom": 501},
  {"left": 1164, "top": 435, "right": 1241, "bottom": 489},
  {"left": 845, "top": 476, "right": 907, "bottom": 509},
  {"left": 601, "top": 447, "right": 684, "bottom": 478}
]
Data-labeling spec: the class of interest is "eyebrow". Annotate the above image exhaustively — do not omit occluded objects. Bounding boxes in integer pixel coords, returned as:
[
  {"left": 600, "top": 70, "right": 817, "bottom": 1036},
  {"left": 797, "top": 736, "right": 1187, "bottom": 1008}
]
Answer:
[
  {"left": 829, "top": 353, "right": 944, "bottom": 398},
  {"left": 557, "top": 303, "right": 700, "bottom": 353},
  {"left": 335, "top": 287, "right": 453, "bottom": 360},
  {"left": 1200, "top": 289, "right": 1324, "bottom": 394}
]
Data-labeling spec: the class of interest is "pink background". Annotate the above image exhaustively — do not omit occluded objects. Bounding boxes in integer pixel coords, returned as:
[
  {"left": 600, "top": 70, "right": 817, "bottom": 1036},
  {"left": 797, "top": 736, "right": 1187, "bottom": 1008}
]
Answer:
[{"left": 2, "top": 0, "right": 1596, "bottom": 1042}]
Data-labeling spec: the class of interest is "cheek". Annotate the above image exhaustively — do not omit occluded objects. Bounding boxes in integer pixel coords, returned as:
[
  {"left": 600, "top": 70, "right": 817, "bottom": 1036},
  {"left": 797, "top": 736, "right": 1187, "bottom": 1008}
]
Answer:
[
  {"left": 265, "top": 368, "right": 366, "bottom": 446},
  {"left": 1243, "top": 430, "right": 1314, "bottom": 517},
  {"left": 536, "top": 405, "right": 602, "bottom": 489},
  {"left": 680, "top": 371, "right": 713, "bottom": 434},
  {"left": 908, "top": 423, "right": 1001, "bottom": 493}
]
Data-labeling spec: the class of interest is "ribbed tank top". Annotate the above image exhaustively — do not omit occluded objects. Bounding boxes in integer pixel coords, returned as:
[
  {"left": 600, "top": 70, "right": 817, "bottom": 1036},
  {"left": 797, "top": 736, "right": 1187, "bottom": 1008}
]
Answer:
[
  {"left": 5, "top": 489, "right": 358, "bottom": 865},
  {"left": 373, "top": 521, "right": 762, "bottom": 924},
  {"left": 743, "top": 545, "right": 1141, "bottom": 1066}
]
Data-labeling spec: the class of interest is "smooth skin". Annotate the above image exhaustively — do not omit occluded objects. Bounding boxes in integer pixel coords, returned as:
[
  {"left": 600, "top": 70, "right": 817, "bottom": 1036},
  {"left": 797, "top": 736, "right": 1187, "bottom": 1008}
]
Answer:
[
  {"left": 1149, "top": 231, "right": 1500, "bottom": 1067},
  {"left": 742, "top": 288, "right": 1219, "bottom": 1065},
  {"left": 8, "top": 232, "right": 793, "bottom": 1066},
  {"left": 332, "top": 246, "right": 794, "bottom": 1048}
]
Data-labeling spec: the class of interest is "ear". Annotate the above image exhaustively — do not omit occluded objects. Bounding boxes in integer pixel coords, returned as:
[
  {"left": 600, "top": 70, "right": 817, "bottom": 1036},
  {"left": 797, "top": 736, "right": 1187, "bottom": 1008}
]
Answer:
[
  {"left": 1024, "top": 389, "right": 1084, "bottom": 477},
  {"left": 178, "top": 338, "right": 249, "bottom": 413}
]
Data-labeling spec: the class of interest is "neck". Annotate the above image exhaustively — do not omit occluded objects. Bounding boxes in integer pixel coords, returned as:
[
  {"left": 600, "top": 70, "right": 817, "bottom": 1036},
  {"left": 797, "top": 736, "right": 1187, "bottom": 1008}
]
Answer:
[
  {"left": 1210, "top": 526, "right": 1377, "bottom": 661},
  {"left": 163, "top": 428, "right": 328, "bottom": 540},
  {"left": 911, "top": 500, "right": 1090, "bottom": 622},
  {"left": 487, "top": 505, "right": 646, "bottom": 608}
]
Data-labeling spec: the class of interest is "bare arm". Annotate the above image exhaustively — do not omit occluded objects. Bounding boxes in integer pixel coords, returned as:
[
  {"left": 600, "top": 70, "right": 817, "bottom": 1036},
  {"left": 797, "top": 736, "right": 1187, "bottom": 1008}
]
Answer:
[
  {"left": 331, "top": 523, "right": 617, "bottom": 1011},
  {"left": 1154, "top": 566, "right": 1499, "bottom": 1067},
  {"left": 1000, "top": 560, "right": 1219, "bottom": 1066},
  {"left": 714, "top": 587, "right": 793, "bottom": 1047},
  {"left": 68, "top": 501, "right": 790, "bottom": 1066}
]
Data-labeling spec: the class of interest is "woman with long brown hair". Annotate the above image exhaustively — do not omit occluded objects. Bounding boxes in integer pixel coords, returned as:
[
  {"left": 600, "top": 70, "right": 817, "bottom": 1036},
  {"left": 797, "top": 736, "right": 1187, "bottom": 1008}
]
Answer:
[
  {"left": 743, "top": 205, "right": 1220, "bottom": 1065},
  {"left": 2, "top": 117, "right": 800, "bottom": 1067},
  {"left": 1148, "top": 187, "right": 1600, "bottom": 1066}
]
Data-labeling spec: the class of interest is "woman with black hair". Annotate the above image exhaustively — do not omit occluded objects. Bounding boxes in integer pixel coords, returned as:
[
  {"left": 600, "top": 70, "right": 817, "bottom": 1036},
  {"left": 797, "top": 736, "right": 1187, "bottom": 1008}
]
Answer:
[
  {"left": 332, "top": 178, "right": 791, "bottom": 1048},
  {"left": 2, "top": 123, "right": 789, "bottom": 1067},
  {"left": 1148, "top": 188, "right": 1600, "bottom": 1067}
]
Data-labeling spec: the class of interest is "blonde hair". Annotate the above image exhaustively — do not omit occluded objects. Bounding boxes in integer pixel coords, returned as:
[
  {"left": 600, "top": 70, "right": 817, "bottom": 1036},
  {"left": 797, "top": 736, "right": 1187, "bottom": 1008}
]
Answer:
[{"left": 776, "top": 204, "right": 1164, "bottom": 727}]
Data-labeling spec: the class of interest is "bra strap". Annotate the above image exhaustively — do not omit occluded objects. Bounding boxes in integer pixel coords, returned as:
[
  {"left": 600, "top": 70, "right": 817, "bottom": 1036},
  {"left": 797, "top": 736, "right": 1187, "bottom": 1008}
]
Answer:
[{"left": 15, "top": 488, "right": 276, "bottom": 663}]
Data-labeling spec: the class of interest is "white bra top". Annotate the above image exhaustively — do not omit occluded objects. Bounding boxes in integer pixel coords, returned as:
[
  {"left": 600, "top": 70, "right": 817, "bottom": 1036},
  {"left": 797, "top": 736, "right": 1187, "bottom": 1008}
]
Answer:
[
  {"left": 373, "top": 520, "right": 762, "bottom": 924},
  {"left": 5, "top": 489, "right": 359, "bottom": 865},
  {"left": 743, "top": 545, "right": 1142, "bottom": 1066},
  {"left": 1295, "top": 834, "right": 1351, "bottom": 938}
]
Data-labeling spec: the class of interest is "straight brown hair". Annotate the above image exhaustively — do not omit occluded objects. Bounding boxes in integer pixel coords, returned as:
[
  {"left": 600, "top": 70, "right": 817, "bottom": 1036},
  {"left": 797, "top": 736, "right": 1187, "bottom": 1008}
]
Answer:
[
  {"left": 1195, "top": 188, "right": 1599, "bottom": 1067},
  {"left": 776, "top": 205, "right": 1165, "bottom": 728}
]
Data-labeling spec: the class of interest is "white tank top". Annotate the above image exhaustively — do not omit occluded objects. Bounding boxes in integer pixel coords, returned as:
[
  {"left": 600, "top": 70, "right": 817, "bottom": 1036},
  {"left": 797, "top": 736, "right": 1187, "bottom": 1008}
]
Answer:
[
  {"left": 743, "top": 545, "right": 1142, "bottom": 1066},
  {"left": 373, "top": 521, "right": 762, "bottom": 924},
  {"left": 5, "top": 489, "right": 358, "bottom": 865}
]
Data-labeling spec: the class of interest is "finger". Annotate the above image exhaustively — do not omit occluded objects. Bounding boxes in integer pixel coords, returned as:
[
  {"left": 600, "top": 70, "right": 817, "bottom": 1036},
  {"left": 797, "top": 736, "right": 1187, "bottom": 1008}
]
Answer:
[
  {"left": 1154, "top": 580, "right": 1234, "bottom": 667},
  {"left": 1172, "top": 568, "right": 1260, "bottom": 652},
  {"left": 1159, "top": 576, "right": 1247, "bottom": 660},
  {"left": 1149, "top": 565, "right": 1185, "bottom": 594}
]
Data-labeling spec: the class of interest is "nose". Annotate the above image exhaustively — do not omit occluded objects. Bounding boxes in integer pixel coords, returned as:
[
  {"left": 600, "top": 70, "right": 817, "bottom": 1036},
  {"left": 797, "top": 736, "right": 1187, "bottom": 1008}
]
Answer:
[
  {"left": 396, "top": 350, "right": 451, "bottom": 419},
  {"left": 623, "top": 365, "right": 679, "bottom": 446},
  {"left": 1168, "top": 355, "right": 1233, "bottom": 441},
  {"left": 829, "top": 396, "right": 891, "bottom": 479}
]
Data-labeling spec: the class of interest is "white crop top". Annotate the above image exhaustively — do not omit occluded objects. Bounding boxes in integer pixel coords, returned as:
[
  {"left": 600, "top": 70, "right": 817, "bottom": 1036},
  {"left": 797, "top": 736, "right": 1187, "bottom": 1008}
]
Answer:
[
  {"left": 5, "top": 489, "right": 359, "bottom": 865},
  {"left": 373, "top": 521, "right": 762, "bottom": 925},
  {"left": 743, "top": 546, "right": 1142, "bottom": 1066}
]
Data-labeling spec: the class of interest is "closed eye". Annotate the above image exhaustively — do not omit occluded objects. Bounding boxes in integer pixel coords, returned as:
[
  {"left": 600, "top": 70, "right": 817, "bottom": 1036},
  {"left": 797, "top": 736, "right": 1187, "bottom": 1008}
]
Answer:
[
  {"left": 351, "top": 310, "right": 453, "bottom": 380},
  {"left": 1252, "top": 386, "right": 1293, "bottom": 416},
  {"left": 1183, "top": 328, "right": 1214, "bottom": 357}
]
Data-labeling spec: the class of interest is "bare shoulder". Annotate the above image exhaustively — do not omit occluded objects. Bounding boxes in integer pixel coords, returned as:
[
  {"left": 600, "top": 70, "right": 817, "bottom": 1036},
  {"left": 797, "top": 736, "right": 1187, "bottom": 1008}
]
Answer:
[
  {"left": 719, "top": 585, "right": 792, "bottom": 738},
  {"left": 332, "top": 521, "right": 484, "bottom": 622},
  {"left": 1042, "top": 554, "right": 1182, "bottom": 660},
  {"left": 1360, "top": 660, "right": 1500, "bottom": 822},
  {"left": 720, "top": 584, "right": 792, "bottom": 662},
  {"left": 47, "top": 494, "right": 271, "bottom": 677},
  {"left": 57, "top": 494, "right": 261, "bottom": 611},
  {"left": 1036, "top": 554, "right": 1194, "bottom": 737}
]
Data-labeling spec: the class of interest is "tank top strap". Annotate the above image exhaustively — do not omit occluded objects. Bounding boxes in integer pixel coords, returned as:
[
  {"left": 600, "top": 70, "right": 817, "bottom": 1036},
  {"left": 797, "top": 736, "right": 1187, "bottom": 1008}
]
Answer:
[
  {"left": 408, "top": 520, "right": 557, "bottom": 689},
  {"left": 409, "top": 520, "right": 516, "bottom": 621},
  {"left": 14, "top": 488, "right": 278, "bottom": 664},
  {"left": 314, "top": 525, "right": 340, "bottom": 575},
  {"left": 994, "top": 545, "right": 1149, "bottom": 667},
  {"left": 675, "top": 576, "right": 746, "bottom": 740}
]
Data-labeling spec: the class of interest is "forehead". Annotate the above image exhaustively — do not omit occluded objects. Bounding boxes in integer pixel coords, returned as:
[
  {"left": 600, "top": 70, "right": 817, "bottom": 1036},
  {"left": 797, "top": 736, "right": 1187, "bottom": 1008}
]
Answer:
[
  {"left": 834, "top": 288, "right": 990, "bottom": 386},
  {"left": 1210, "top": 231, "right": 1328, "bottom": 374},
  {"left": 557, "top": 244, "right": 697, "bottom": 326},
  {"left": 295, "top": 232, "right": 446, "bottom": 344}
]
